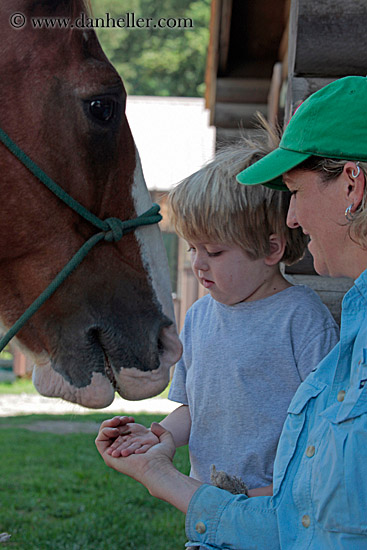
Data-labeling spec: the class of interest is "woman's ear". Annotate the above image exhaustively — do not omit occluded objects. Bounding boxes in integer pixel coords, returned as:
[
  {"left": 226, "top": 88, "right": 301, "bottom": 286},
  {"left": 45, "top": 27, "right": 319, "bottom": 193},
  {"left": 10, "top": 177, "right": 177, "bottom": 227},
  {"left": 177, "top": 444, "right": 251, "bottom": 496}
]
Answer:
[
  {"left": 343, "top": 162, "right": 366, "bottom": 213},
  {"left": 265, "top": 234, "right": 286, "bottom": 266}
]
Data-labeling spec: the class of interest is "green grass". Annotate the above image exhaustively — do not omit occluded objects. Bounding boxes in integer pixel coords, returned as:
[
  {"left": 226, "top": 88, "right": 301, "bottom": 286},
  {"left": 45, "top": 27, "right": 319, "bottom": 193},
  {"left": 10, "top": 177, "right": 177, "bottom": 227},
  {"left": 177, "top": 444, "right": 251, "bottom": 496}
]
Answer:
[
  {"left": 0, "top": 413, "right": 190, "bottom": 549},
  {"left": 0, "top": 349, "right": 13, "bottom": 361},
  {"left": 0, "top": 377, "right": 36, "bottom": 394}
]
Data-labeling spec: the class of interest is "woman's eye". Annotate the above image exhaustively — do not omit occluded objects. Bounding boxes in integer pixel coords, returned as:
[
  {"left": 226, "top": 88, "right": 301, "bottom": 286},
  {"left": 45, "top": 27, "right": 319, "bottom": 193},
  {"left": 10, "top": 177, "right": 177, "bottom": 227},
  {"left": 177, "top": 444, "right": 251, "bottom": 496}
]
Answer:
[
  {"left": 88, "top": 98, "right": 115, "bottom": 122},
  {"left": 187, "top": 247, "right": 195, "bottom": 253}
]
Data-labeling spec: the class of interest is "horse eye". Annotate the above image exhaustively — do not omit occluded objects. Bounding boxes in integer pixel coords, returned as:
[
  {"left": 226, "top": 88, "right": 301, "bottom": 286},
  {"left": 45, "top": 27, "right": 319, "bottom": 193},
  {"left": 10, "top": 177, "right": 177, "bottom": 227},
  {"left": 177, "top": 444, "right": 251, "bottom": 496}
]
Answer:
[{"left": 88, "top": 99, "right": 115, "bottom": 122}]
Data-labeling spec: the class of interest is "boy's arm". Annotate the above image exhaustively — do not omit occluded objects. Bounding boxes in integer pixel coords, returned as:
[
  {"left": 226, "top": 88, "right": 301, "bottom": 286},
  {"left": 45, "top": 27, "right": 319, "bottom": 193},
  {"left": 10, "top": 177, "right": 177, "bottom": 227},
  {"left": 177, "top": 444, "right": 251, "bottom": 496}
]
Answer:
[
  {"left": 107, "top": 405, "right": 191, "bottom": 457},
  {"left": 160, "top": 404, "right": 191, "bottom": 447}
]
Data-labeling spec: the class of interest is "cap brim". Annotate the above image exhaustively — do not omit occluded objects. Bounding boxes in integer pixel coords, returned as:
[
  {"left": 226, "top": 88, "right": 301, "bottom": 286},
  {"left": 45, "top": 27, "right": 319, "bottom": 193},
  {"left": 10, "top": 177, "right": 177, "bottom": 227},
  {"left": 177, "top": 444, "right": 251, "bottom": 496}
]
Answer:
[{"left": 236, "top": 147, "right": 311, "bottom": 190}]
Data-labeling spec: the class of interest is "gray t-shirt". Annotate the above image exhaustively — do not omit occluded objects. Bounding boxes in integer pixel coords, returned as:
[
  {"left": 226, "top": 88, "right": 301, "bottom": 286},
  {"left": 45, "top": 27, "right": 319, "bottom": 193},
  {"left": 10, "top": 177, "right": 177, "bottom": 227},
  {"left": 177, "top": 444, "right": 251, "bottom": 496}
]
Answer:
[{"left": 168, "top": 285, "right": 339, "bottom": 488}]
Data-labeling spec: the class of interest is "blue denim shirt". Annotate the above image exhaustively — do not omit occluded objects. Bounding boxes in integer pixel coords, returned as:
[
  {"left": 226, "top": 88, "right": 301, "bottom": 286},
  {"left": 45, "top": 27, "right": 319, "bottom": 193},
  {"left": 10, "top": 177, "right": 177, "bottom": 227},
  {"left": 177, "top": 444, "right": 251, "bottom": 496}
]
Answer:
[{"left": 186, "top": 271, "right": 367, "bottom": 549}]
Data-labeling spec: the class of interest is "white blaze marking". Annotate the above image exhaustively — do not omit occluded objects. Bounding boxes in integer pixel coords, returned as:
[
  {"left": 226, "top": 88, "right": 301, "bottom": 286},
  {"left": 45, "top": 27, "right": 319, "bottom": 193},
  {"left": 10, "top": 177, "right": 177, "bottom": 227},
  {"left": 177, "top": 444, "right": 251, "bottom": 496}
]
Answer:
[{"left": 131, "top": 148, "right": 176, "bottom": 325}]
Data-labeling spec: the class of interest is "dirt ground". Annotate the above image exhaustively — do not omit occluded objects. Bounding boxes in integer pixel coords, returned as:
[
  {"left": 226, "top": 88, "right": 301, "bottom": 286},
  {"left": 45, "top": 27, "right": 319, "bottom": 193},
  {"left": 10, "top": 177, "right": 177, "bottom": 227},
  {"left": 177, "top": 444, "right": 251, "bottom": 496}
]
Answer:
[
  {"left": 0, "top": 419, "right": 101, "bottom": 434},
  {"left": 0, "top": 393, "right": 176, "bottom": 415},
  {"left": 0, "top": 393, "right": 177, "bottom": 433}
]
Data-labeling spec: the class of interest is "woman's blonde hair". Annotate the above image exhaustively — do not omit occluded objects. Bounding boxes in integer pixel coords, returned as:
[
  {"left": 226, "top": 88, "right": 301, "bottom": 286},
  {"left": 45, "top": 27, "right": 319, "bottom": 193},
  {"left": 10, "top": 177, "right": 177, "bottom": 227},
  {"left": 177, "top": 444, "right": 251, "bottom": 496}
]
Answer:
[
  {"left": 168, "top": 123, "right": 307, "bottom": 265},
  {"left": 296, "top": 157, "right": 367, "bottom": 248}
]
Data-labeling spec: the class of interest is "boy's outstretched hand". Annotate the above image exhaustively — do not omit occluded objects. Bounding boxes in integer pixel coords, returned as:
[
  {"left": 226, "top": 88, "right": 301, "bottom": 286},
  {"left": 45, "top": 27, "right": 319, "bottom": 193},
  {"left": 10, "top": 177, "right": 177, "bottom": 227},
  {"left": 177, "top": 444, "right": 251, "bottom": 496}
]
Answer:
[
  {"left": 106, "top": 420, "right": 159, "bottom": 457},
  {"left": 94, "top": 415, "right": 134, "bottom": 456}
]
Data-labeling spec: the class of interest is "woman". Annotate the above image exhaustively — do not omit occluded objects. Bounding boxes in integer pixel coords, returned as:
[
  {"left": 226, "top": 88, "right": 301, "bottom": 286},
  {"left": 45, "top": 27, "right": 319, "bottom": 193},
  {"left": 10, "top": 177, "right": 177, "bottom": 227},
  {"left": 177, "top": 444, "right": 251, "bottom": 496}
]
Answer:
[{"left": 96, "top": 76, "right": 367, "bottom": 549}]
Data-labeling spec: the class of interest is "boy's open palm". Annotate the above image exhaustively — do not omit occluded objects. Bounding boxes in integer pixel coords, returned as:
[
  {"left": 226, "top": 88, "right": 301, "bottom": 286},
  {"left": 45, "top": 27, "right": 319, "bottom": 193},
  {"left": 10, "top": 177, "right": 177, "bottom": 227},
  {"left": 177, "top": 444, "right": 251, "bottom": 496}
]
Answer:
[{"left": 107, "top": 421, "right": 160, "bottom": 457}]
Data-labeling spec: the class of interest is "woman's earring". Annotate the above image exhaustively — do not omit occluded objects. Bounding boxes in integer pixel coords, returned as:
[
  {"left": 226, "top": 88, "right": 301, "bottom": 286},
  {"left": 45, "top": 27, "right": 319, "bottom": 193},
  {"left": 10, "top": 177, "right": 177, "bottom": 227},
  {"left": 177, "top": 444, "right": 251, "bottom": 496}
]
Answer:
[
  {"left": 352, "top": 163, "right": 360, "bottom": 178},
  {"left": 345, "top": 204, "right": 354, "bottom": 222}
]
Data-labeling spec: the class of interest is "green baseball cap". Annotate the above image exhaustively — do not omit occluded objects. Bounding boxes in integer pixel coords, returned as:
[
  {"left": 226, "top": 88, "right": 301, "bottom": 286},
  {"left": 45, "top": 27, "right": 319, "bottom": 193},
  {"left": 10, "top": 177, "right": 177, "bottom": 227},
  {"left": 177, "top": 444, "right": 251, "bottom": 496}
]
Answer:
[{"left": 236, "top": 76, "right": 367, "bottom": 190}]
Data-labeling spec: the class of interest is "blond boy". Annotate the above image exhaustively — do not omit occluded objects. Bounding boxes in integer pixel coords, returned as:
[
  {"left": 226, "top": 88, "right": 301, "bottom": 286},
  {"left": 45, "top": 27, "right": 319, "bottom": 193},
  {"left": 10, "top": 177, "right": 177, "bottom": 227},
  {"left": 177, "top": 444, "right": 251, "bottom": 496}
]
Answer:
[{"left": 106, "top": 136, "right": 339, "bottom": 495}]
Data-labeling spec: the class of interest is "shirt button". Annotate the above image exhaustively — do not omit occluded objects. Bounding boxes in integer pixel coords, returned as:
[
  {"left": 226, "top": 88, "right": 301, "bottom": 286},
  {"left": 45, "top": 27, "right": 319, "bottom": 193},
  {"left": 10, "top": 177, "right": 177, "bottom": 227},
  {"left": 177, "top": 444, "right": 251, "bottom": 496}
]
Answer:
[
  {"left": 305, "top": 445, "right": 315, "bottom": 458},
  {"left": 195, "top": 522, "right": 206, "bottom": 534},
  {"left": 302, "top": 515, "right": 311, "bottom": 528},
  {"left": 337, "top": 390, "right": 346, "bottom": 402}
]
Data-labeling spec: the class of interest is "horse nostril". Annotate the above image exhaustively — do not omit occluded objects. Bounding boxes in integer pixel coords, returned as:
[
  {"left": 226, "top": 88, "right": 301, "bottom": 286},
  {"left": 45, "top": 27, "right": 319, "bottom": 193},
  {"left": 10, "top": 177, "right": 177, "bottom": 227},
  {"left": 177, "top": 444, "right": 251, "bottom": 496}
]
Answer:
[
  {"left": 87, "top": 327, "right": 100, "bottom": 345},
  {"left": 157, "top": 323, "right": 183, "bottom": 366}
]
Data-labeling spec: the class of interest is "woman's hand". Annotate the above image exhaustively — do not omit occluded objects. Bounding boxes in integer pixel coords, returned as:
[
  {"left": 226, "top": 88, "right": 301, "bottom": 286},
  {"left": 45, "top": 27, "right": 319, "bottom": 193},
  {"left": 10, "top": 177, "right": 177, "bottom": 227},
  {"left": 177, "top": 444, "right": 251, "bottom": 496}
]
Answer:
[
  {"left": 96, "top": 418, "right": 175, "bottom": 488},
  {"left": 95, "top": 418, "right": 201, "bottom": 513}
]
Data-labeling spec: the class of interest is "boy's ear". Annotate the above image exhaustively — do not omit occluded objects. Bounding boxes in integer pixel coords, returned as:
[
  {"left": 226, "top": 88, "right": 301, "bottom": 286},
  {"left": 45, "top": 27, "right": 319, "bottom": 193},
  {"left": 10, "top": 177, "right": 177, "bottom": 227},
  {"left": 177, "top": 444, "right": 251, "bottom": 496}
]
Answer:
[{"left": 264, "top": 234, "right": 286, "bottom": 266}]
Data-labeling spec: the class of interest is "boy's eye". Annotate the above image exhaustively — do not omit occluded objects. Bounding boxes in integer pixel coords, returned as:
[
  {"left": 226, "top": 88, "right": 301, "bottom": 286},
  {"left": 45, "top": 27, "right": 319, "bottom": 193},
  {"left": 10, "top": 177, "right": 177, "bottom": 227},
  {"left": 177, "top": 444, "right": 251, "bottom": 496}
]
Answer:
[
  {"left": 207, "top": 251, "right": 222, "bottom": 257},
  {"left": 187, "top": 246, "right": 195, "bottom": 253}
]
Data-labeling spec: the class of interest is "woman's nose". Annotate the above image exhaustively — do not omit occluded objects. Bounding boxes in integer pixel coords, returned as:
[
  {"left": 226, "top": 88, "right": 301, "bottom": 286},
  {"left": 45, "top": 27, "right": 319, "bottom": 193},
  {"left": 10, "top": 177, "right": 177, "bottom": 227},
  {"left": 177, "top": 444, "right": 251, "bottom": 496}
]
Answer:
[{"left": 286, "top": 196, "right": 300, "bottom": 229}]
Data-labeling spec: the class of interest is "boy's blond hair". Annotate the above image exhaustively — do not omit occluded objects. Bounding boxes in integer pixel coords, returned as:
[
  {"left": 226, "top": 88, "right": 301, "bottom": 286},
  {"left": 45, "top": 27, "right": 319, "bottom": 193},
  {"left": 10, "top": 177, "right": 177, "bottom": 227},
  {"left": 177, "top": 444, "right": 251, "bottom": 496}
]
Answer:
[{"left": 168, "top": 127, "right": 307, "bottom": 266}]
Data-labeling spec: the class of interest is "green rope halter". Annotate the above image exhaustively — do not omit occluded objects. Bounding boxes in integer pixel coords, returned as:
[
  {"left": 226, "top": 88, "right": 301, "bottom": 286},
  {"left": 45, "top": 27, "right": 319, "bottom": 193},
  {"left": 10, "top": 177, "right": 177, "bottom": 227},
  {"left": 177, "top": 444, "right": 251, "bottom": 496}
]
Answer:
[{"left": 0, "top": 127, "right": 162, "bottom": 352}]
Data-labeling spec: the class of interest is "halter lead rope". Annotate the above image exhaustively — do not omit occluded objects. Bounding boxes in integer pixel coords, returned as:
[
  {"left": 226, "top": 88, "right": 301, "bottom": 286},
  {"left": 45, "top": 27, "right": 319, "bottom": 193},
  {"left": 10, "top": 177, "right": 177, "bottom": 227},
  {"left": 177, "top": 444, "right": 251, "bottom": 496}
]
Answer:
[{"left": 0, "top": 127, "right": 162, "bottom": 352}]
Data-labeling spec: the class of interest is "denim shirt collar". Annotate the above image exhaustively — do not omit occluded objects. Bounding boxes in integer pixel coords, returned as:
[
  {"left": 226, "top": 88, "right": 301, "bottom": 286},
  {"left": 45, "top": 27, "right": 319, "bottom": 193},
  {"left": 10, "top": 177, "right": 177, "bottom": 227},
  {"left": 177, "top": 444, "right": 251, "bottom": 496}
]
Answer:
[
  {"left": 343, "top": 268, "right": 367, "bottom": 311},
  {"left": 320, "top": 267, "right": 367, "bottom": 417}
]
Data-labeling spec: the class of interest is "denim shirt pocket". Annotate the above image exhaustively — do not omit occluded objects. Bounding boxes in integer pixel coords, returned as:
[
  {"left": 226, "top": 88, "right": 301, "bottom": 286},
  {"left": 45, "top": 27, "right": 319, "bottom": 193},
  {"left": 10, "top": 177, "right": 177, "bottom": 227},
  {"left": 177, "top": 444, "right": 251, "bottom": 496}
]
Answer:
[
  {"left": 273, "top": 381, "right": 326, "bottom": 496},
  {"left": 312, "top": 386, "right": 367, "bottom": 534}
]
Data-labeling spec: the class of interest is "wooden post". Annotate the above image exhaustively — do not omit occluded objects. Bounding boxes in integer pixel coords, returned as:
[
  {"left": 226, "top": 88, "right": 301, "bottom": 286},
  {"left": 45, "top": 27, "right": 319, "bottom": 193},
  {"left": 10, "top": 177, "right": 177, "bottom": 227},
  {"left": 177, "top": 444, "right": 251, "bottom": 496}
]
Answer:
[
  {"left": 281, "top": 0, "right": 366, "bottom": 322},
  {"left": 12, "top": 348, "right": 33, "bottom": 377},
  {"left": 286, "top": 0, "right": 367, "bottom": 120}
]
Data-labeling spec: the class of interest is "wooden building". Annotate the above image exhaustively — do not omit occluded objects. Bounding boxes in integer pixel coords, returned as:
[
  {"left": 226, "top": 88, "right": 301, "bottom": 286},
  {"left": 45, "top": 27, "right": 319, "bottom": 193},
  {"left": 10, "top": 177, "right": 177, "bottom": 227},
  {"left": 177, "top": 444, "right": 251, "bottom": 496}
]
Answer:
[
  {"left": 206, "top": 0, "right": 367, "bottom": 145},
  {"left": 205, "top": 0, "right": 289, "bottom": 144}
]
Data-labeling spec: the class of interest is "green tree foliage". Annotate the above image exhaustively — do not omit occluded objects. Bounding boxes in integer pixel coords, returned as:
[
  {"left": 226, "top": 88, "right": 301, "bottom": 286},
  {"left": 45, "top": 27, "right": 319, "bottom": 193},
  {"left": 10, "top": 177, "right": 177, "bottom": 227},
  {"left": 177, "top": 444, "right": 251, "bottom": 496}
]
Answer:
[{"left": 92, "top": 0, "right": 211, "bottom": 96}]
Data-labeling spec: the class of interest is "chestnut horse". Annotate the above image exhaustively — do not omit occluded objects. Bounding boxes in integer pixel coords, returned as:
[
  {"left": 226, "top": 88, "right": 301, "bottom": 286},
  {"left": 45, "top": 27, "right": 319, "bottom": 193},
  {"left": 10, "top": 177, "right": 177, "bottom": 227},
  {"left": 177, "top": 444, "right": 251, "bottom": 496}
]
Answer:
[{"left": 0, "top": 0, "right": 182, "bottom": 408}]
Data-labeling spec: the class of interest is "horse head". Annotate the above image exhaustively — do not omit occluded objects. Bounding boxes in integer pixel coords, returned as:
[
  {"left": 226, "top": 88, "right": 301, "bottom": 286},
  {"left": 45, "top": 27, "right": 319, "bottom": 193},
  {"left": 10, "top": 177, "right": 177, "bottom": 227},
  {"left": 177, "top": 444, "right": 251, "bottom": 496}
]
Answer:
[{"left": 0, "top": 0, "right": 182, "bottom": 407}]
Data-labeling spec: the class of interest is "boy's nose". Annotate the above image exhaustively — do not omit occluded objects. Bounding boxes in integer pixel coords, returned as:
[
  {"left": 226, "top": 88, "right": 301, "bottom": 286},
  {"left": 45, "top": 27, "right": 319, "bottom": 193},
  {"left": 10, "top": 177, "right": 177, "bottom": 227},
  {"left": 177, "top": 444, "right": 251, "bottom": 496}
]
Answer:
[
  {"left": 286, "top": 196, "right": 300, "bottom": 229},
  {"left": 192, "top": 253, "right": 208, "bottom": 271}
]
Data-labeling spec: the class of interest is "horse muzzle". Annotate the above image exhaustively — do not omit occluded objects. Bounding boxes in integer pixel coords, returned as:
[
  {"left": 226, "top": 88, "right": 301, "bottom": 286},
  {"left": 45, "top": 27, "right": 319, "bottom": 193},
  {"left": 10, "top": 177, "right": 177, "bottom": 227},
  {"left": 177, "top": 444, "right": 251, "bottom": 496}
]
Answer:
[{"left": 32, "top": 319, "right": 182, "bottom": 408}]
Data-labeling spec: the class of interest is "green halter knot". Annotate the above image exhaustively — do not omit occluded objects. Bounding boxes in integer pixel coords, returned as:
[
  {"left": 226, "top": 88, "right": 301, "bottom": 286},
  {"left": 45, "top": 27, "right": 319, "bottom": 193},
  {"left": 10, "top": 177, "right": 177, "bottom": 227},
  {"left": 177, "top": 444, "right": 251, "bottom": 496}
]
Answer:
[
  {"left": 104, "top": 217, "right": 126, "bottom": 242},
  {"left": 103, "top": 205, "right": 162, "bottom": 243},
  {"left": 0, "top": 127, "right": 162, "bottom": 352}
]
